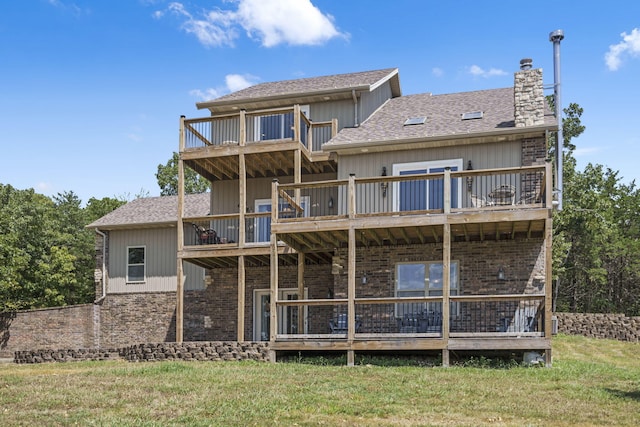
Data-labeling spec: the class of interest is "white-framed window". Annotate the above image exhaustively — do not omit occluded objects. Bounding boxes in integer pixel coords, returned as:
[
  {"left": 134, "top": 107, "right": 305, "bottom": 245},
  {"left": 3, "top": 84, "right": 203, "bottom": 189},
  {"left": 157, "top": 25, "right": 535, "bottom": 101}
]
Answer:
[
  {"left": 126, "top": 246, "right": 146, "bottom": 283},
  {"left": 395, "top": 261, "right": 459, "bottom": 317},
  {"left": 392, "top": 159, "right": 463, "bottom": 211}
]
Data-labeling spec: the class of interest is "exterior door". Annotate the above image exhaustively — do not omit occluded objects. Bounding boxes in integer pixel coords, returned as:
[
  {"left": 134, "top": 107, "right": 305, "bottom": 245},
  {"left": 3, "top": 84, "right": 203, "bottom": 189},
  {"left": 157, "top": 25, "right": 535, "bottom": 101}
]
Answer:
[
  {"left": 254, "top": 197, "right": 309, "bottom": 243},
  {"left": 254, "top": 289, "right": 308, "bottom": 341},
  {"left": 393, "top": 159, "right": 463, "bottom": 211}
]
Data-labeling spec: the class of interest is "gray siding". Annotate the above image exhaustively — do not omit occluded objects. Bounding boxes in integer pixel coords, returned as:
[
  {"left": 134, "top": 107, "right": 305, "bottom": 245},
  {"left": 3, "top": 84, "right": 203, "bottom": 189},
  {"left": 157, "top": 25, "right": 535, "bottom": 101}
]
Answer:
[
  {"left": 108, "top": 228, "right": 204, "bottom": 293},
  {"left": 337, "top": 141, "right": 522, "bottom": 180},
  {"left": 213, "top": 173, "right": 337, "bottom": 214},
  {"left": 360, "top": 81, "right": 393, "bottom": 124},
  {"left": 309, "top": 99, "right": 355, "bottom": 130}
]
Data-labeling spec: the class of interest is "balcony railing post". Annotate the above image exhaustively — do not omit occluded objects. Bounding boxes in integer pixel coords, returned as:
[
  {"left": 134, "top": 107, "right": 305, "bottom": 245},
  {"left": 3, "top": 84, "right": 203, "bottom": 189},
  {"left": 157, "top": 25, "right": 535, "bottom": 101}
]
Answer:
[
  {"left": 444, "top": 167, "right": 451, "bottom": 214},
  {"left": 293, "top": 104, "right": 300, "bottom": 143},
  {"left": 348, "top": 174, "right": 356, "bottom": 219},
  {"left": 239, "top": 109, "right": 246, "bottom": 146}
]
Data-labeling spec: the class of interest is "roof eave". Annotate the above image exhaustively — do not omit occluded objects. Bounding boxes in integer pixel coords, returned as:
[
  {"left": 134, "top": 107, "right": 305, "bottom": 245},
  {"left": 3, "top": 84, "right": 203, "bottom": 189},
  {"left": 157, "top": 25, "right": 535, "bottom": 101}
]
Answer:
[
  {"left": 86, "top": 221, "right": 177, "bottom": 231},
  {"left": 324, "top": 123, "right": 558, "bottom": 155}
]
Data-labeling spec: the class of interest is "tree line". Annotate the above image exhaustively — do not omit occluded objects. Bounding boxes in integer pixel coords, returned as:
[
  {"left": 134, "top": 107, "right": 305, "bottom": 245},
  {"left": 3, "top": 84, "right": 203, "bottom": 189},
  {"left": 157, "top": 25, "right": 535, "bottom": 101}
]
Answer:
[{"left": 1, "top": 105, "right": 639, "bottom": 315}]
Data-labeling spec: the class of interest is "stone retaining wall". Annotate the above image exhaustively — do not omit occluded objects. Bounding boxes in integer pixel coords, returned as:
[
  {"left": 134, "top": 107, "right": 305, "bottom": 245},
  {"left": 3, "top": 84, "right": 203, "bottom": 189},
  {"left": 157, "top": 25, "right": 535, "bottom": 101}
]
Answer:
[
  {"left": 555, "top": 312, "right": 640, "bottom": 342},
  {"left": 14, "top": 341, "right": 270, "bottom": 364}
]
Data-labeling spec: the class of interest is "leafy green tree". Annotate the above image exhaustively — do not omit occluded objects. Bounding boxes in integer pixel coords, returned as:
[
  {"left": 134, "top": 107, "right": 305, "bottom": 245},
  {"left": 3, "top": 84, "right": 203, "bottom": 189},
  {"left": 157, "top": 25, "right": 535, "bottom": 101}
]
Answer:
[
  {"left": 85, "top": 196, "right": 126, "bottom": 223},
  {"left": 550, "top": 99, "right": 640, "bottom": 315},
  {"left": 156, "top": 152, "right": 209, "bottom": 196},
  {"left": 0, "top": 186, "right": 124, "bottom": 312}
]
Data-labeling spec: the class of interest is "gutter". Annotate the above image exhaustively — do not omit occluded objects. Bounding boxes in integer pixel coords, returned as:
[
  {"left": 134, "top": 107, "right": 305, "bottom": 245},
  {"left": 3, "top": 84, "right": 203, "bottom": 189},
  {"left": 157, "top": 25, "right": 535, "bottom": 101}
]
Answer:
[
  {"left": 94, "top": 228, "right": 107, "bottom": 303},
  {"left": 352, "top": 89, "right": 359, "bottom": 127},
  {"left": 324, "top": 123, "right": 557, "bottom": 155}
]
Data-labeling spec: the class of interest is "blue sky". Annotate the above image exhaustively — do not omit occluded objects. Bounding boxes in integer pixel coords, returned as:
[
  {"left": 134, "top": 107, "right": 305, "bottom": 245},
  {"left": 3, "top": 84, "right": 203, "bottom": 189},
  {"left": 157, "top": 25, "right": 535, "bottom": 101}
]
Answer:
[{"left": 2, "top": 0, "right": 639, "bottom": 204}]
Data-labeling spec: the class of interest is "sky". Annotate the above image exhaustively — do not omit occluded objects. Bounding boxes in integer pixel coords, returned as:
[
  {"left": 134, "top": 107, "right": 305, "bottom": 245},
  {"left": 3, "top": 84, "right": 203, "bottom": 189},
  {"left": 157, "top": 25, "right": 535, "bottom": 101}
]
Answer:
[{"left": 2, "top": 0, "right": 640, "bottom": 204}]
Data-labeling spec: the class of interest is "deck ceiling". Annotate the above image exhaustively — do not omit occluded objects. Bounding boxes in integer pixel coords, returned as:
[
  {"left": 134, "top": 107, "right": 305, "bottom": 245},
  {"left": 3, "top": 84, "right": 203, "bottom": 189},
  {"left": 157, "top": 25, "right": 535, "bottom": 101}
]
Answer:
[
  {"left": 183, "top": 250, "right": 333, "bottom": 269},
  {"left": 184, "top": 149, "right": 337, "bottom": 182},
  {"left": 277, "top": 219, "right": 547, "bottom": 253}
]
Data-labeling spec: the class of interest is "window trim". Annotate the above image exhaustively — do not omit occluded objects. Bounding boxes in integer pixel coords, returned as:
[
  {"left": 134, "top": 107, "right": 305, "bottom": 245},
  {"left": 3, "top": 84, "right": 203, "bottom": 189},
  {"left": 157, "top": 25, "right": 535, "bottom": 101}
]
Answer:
[
  {"left": 395, "top": 260, "right": 459, "bottom": 317},
  {"left": 126, "top": 245, "right": 146, "bottom": 284}
]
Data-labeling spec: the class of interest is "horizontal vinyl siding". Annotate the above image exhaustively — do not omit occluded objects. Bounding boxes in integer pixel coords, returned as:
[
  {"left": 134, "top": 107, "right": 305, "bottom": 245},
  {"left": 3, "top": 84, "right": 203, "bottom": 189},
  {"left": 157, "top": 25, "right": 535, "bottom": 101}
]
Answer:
[{"left": 108, "top": 228, "right": 204, "bottom": 293}]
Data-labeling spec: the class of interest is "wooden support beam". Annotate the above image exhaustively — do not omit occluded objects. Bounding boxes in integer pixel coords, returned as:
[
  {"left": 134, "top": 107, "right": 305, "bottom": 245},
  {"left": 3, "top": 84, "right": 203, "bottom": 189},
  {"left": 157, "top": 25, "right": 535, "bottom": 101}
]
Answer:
[
  {"left": 442, "top": 224, "right": 451, "bottom": 342},
  {"left": 298, "top": 253, "right": 305, "bottom": 336},
  {"left": 237, "top": 255, "right": 245, "bottom": 342},
  {"left": 398, "top": 227, "right": 411, "bottom": 245},
  {"left": 176, "top": 115, "right": 186, "bottom": 343},
  {"left": 348, "top": 227, "right": 356, "bottom": 344},
  {"left": 431, "top": 227, "right": 440, "bottom": 243}
]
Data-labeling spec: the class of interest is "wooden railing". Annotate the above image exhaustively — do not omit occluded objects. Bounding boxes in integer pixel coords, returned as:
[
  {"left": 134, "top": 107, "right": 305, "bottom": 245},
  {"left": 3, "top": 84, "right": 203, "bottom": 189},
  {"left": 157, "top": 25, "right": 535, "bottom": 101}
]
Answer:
[
  {"left": 182, "top": 106, "right": 337, "bottom": 152},
  {"left": 274, "top": 163, "right": 552, "bottom": 221}
]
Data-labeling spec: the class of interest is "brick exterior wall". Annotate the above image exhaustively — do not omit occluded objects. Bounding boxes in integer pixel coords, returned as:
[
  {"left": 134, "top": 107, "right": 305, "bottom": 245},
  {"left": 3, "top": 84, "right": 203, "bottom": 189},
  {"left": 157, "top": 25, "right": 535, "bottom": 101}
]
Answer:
[
  {"left": 185, "top": 264, "right": 333, "bottom": 341},
  {"left": 0, "top": 304, "right": 96, "bottom": 358},
  {"left": 98, "top": 292, "right": 177, "bottom": 348},
  {"left": 334, "top": 239, "right": 546, "bottom": 299}
]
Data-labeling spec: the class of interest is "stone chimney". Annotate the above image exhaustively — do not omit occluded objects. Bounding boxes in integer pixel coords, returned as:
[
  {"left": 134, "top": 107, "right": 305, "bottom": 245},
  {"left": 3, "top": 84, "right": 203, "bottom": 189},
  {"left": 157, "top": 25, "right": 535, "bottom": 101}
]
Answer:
[{"left": 514, "top": 58, "right": 544, "bottom": 127}]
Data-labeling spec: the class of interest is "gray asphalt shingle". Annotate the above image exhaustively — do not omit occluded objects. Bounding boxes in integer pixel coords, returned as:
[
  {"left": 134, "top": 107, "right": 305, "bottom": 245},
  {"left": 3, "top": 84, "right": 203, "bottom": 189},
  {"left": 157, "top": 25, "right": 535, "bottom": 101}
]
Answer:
[{"left": 86, "top": 193, "right": 210, "bottom": 229}]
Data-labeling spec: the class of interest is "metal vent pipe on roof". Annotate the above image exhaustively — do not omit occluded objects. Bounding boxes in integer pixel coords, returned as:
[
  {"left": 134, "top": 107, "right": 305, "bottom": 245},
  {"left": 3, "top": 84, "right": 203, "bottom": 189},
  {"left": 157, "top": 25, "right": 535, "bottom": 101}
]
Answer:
[{"left": 550, "top": 29, "right": 564, "bottom": 211}]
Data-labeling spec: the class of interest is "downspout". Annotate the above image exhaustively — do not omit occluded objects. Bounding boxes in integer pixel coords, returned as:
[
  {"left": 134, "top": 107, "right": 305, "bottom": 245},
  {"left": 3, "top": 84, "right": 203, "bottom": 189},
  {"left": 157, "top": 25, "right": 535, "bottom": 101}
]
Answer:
[
  {"left": 352, "top": 89, "right": 359, "bottom": 127},
  {"left": 94, "top": 228, "right": 107, "bottom": 303}
]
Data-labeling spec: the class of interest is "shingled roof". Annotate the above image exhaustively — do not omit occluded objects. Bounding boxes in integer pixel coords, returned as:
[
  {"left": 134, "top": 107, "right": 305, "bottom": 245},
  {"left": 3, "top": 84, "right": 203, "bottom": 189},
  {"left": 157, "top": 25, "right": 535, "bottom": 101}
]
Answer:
[
  {"left": 86, "top": 193, "right": 210, "bottom": 230},
  {"left": 197, "top": 68, "right": 401, "bottom": 112},
  {"left": 325, "top": 87, "right": 557, "bottom": 149}
]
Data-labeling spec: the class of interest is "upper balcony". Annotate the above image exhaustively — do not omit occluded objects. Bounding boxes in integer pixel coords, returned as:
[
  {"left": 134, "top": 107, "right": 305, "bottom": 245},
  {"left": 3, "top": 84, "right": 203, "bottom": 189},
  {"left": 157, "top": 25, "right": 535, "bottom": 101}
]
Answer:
[
  {"left": 271, "top": 163, "right": 552, "bottom": 252},
  {"left": 180, "top": 106, "right": 338, "bottom": 182},
  {"left": 180, "top": 163, "right": 552, "bottom": 266}
]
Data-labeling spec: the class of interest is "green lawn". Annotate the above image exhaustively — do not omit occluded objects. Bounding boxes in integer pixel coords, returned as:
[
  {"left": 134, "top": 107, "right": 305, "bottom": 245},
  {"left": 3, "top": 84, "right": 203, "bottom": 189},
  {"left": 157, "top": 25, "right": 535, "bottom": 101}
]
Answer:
[{"left": 0, "top": 335, "right": 638, "bottom": 426}]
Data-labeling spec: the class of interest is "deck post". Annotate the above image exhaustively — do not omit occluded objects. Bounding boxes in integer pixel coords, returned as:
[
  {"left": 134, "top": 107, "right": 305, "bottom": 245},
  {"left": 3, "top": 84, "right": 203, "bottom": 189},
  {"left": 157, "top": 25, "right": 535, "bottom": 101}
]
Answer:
[
  {"left": 442, "top": 223, "right": 451, "bottom": 365},
  {"left": 347, "top": 175, "right": 357, "bottom": 366},
  {"left": 297, "top": 253, "right": 305, "bottom": 335},
  {"left": 545, "top": 215, "right": 553, "bottom": 367},
  {"left": 269, "top": 180, "right": 279, "bottom": 344},
  {"left": 176, "top": 115, "right": 186, "bottom": 343},
  {"left": 237, "top": 255, "right": 245, "bottom": 342}
]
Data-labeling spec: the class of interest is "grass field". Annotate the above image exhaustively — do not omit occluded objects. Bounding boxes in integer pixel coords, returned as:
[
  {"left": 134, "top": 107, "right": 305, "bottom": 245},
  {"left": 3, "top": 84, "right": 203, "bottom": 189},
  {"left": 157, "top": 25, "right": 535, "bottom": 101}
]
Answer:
[{"left": 0, "top": 335, "right": 638, "bottom": 426}]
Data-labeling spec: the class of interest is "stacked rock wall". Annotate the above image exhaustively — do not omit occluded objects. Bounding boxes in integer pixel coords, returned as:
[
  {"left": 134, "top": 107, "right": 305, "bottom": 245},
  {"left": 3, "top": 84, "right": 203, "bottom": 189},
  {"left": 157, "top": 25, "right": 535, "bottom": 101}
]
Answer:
[
  {"left": 555, "top": 312, "right": 640, "bottom": 342},
  {"left": 14, "top": 341, "right": 270, "bottom": 364}
]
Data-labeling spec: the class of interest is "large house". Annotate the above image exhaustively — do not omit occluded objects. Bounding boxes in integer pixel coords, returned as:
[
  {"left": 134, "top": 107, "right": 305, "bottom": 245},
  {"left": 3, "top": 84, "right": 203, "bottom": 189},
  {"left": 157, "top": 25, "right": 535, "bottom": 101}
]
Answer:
[{"left": 89, "top": 62, "right": 556, "bottom": 366}]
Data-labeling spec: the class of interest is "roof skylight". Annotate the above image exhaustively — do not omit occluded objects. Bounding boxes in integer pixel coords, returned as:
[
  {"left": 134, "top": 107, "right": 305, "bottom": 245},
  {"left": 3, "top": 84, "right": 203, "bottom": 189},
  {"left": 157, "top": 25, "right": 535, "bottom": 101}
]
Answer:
[
  {"left": 461, "top": 111, "right": 483, "bottom": 120},
  {"left": 403, "top": 117, "right": 426, "bottom": 126}
]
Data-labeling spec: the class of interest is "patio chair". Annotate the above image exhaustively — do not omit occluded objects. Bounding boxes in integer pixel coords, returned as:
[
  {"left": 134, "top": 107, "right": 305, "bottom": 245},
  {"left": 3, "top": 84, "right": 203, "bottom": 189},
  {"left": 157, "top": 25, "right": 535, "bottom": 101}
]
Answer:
[
  {"left": 192, "top": 223, "right": 220, "bottom": 245},
  {"left": 329, "top": 314, "right": 361, "bottom": 334},
  {"left": 470, "top": 194, "right": 488, "bottom": 207}
]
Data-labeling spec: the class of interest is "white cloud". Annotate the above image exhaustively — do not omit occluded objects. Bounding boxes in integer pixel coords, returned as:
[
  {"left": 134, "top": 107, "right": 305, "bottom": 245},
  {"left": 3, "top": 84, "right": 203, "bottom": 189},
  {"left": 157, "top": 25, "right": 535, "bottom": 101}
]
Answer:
[
  {"left": 225, "top": 73, "right": 259, "bottom": 92},
  {"left": 605, "top": 28, "right": 640, "bottom": 71},
  {"left": 190, "top": 73, "right": 260, "bottom": 101},
  {"left": 468, "top": 65, "right": 507, "bottom": 78},
  {"left": 432, "top": 67, "right": 444, "bottom": 77},
  {"left": 157, "top": 0, "right": 346, "bottom": 48}
]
